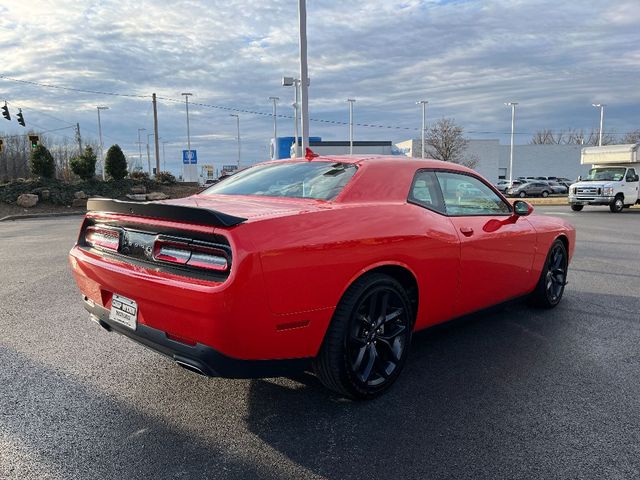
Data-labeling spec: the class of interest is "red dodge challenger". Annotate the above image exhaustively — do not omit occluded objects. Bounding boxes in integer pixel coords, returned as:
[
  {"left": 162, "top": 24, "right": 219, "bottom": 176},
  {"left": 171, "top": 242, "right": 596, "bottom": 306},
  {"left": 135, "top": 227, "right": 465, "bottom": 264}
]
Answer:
[{"left": 69, "top": 154, "right": 575, "bottom": 399}]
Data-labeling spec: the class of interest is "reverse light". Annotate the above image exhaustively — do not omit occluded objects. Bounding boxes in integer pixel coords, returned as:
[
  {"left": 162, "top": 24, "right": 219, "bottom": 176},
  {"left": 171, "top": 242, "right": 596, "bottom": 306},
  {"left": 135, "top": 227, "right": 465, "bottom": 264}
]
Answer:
[
  {"left": 85, "top": 226, "right": 120, "bottom": 252},
  {"left": 153, "top": 238, "right": 229, "bottom": 272}
]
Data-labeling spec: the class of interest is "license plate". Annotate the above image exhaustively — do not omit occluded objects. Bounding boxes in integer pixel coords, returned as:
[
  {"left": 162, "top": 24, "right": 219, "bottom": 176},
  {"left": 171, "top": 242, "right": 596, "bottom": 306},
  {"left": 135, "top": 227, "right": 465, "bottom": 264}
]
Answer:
[{"left": 109, "top": 294, "right": 138, "bottom": 330}]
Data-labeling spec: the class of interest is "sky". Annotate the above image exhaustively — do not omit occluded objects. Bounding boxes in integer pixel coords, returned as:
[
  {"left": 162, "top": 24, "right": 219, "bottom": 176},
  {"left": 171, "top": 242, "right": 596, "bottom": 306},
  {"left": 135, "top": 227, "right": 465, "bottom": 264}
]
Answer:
[{"left": 0, "top": 0, "right": 638, "bottom": 175}]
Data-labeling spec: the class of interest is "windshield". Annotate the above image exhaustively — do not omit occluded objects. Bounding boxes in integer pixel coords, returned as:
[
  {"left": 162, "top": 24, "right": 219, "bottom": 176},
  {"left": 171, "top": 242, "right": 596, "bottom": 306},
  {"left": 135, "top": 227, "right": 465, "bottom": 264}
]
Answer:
[
  {"left": 586, "top": 167, "right": 626, "bottom": 182},
  {"left": 202, "top": 161, "right": 358, "bottom": 200}
]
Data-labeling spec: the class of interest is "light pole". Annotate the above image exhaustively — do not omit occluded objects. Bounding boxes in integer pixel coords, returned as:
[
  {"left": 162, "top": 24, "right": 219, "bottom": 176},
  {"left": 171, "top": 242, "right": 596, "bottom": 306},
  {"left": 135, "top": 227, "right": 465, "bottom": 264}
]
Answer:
[
  {"left": 181, "top": 92, "right": 193, "bottom": 179},
  {"left": 505, "top": 102, "right": 518, "bottom": 184},
  {"left": 269, "top": 96, "right": 279, "bottom": 158},
  {"left": 347, "top": 99, "right": 356, "bottom": 154},
  {"left": 162, "top": 141, "right": 168, "bottom": 171},
  {"left": 416, "top": 100, "right": 428, "bottom": 159},
  {"left": 147, "top": 133, "right": 155, "bottom": 174},
  {"left": 283, "top": 77, "right": 300, "bottom": 158},
  {"left": 137, "top": 128, "right": 146, "bottom": 172},
  {"left": 230, "top": 114, "right": 240, "bottom": 168},
  {"left": 96, "top": 106, "right": 109, "bottom": 179},
  {"left": 592, "top": 103, "right": 606, "bottom": 146},
  {"left": 298, "top": 0, "right": 310, "bottom": 153}
]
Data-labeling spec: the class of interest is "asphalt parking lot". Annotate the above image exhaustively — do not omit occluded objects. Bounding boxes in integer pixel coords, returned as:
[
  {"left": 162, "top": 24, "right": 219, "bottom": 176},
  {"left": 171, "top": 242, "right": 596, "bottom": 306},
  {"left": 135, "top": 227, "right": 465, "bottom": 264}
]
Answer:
[{"left": 1, "top": 206, "right": 639, "bottom": 480}]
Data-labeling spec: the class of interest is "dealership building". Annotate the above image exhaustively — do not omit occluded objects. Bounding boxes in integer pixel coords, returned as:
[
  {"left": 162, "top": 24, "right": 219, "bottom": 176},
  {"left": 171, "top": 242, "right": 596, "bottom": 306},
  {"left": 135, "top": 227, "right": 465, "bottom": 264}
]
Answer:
[{"left": 394, "top": 139, "right": 588, "bottom": 182}]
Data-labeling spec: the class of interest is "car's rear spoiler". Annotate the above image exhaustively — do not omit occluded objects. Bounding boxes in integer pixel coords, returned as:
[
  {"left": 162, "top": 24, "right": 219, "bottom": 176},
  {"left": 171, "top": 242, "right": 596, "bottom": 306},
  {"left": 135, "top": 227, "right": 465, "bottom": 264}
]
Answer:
[{"left": 87, "top": 198, "right": 247, "bottom": 228}]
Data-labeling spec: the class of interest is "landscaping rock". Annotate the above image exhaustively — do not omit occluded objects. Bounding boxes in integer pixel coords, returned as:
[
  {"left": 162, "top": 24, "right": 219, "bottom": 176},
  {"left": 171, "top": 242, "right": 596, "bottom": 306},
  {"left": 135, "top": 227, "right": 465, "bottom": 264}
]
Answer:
[
  {"left": 130, "top": 185, "right": 147, "bottom": 194},
  {"left": 126, "top": 194, "right": 147, "bottom": 201},
  {"left": 71, "top": 198, "right": 88, "bottom": 208},
  {"left": 146, "top": 191, "right": 169, "bottom": 201},
  {"left": 74, "top": 191, "right": 88, "bottom": 199},
  {"left": 17, "top": 194, "right": 39, "bottom": 208}
]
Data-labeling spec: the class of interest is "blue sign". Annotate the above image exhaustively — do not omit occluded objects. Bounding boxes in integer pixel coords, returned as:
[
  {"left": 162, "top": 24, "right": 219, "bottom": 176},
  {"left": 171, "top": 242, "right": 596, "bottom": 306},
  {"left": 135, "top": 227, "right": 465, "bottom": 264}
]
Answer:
[{"left": 182, "top": 150, "right": 197, "bottom": 164}]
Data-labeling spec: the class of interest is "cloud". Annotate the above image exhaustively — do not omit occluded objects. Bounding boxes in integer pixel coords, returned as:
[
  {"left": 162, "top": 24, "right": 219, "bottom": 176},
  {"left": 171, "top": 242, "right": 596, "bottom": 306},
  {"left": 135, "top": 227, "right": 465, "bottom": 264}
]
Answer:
[{"left": 0, "top": 0, "right": 637, "bottom": 175}]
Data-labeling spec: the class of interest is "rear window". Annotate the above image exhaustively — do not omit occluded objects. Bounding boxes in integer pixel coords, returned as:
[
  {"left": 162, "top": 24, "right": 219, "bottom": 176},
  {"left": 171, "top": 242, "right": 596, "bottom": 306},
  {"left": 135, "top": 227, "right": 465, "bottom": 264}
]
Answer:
[{"left": 202, "top": 161, "right": 357, "bottom": 200}]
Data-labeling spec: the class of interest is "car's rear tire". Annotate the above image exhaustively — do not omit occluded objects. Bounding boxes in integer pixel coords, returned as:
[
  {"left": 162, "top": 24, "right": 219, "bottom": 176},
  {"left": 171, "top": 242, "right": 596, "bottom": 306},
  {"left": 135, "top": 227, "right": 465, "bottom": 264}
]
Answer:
[
  {"left": 313, "top": 273, "right": 413, "bottom": 399},
  {"left": 541, "top": 190, "right": 550, "bottom": 198},
  {"left": 570, "top": 205, "right": 584, "bottom": 211},
  {"left": 529, "top": 239, "right": 568, "bottom": 308},
  {"left": 519, "top": 191, "right": 526, "bottom": 198},
  {"left": 609, "top": 195, "right": 624, "bottom": 213}
]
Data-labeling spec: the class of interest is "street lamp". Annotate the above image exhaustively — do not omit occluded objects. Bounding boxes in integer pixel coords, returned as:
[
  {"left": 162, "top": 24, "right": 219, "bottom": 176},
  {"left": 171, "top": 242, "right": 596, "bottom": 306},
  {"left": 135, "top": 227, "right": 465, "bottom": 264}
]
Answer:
[
  {"left": 298, "top": 0, "right": 310, "bottom": 154},
  {"left": 162, "top": 141, "right": 168, "bottom": 171},
  {"left": 283, "top": 76, "right": 300, "bottom": 157},
  {"left": 181, "top": 92, "right": 193, "bottom": 179},
  {"left": 416, "top": 101, "right": 428, "bottom": 159},
  {"left": 592, "top": 103, "right": 606, "bottom": 146},
  {"left": 96, "top": 106, "right": 109, "bottom": 180},
  {"left": 347, "top": 99, "right": 356, "bottom": 154},
  {"left": 137, "top": 128, "right": 146, "bottom": 172},
  {"left": 147, "top": 133, "right": 155, "bottom": 175},
  {"left": 230, "top": 114, "right": 240, "bottom": 168},
  {"left": 269, "top": 96, "right": 279, "bottom": 158},
  {"left": 505, "top": 102, "right": 518, "bottom": 184}
]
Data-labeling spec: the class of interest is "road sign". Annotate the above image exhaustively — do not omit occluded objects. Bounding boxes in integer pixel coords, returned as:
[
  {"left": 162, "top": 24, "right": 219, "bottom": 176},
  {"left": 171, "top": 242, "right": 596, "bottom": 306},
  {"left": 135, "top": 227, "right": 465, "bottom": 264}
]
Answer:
[{"left": 182, "top": 150, "right": 197, "bottom": 164}]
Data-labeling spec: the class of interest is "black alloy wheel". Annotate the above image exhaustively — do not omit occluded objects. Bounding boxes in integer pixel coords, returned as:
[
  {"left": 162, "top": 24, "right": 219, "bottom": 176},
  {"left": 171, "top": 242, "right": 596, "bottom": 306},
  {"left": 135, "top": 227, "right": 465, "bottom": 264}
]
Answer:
[
  {"left": 347, "top": 286, "right": 409, "bottom": 388},
  {"left": 530, "top": 239, "right": 568, "bottom": 308},
  {"left": 314, "top": 273, "right": 412, "bottom": 399}
]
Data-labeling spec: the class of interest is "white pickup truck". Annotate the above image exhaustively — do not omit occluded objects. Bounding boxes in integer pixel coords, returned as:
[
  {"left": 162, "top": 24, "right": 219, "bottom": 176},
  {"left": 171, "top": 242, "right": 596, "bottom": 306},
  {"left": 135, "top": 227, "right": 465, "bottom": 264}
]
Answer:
[{"left": 568, "top": 144, "right": 640, "bottom": 213}]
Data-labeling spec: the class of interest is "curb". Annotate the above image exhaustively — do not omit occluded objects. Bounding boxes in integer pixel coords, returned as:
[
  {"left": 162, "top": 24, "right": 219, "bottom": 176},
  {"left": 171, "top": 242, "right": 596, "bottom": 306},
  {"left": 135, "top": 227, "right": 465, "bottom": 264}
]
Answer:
[{"left": 0, "top": 211, "right": 86, "bottom": 222}]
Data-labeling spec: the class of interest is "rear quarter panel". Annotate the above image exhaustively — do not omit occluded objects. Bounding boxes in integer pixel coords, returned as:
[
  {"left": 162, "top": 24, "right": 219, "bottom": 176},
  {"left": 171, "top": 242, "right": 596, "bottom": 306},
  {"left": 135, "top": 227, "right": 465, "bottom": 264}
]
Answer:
[{"left": 244, "top": 203, "right": 461, "bottom": 330}]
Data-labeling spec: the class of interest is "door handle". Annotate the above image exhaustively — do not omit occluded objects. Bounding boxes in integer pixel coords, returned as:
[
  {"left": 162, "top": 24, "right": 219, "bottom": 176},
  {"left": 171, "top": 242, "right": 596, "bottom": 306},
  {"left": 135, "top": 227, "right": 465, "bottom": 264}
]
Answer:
[{"left": 460, "top": 226, "right": 474, "bottom": 237}]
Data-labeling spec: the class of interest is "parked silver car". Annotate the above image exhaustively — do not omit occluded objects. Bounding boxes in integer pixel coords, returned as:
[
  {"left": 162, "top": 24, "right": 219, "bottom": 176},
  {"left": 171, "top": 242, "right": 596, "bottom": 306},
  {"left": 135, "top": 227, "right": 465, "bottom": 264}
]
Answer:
[{"left": 506, "top": 181, "right": 552, "bottom": 198}]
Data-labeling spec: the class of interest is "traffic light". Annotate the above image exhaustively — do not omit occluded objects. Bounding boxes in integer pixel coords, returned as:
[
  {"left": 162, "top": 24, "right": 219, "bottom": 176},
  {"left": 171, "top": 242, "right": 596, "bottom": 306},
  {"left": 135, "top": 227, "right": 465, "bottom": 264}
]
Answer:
[
  {"left": 16, "top": 109, "right": 25, "bottom": 127},
  {"left": 2, "top": 102, "right": 10, "bottom": 121},
  {"left": 28, "top": 135, "right": 39, "bottom": 149}
]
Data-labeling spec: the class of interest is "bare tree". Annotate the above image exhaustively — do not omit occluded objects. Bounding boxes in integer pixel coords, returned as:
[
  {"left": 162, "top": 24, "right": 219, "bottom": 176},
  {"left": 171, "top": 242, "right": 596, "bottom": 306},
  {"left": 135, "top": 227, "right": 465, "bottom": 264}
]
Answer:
[
  {"left": 530, "top": 129, "right": 564, "bottom": 144},
  {"left": 425, "top": 118, "right": 477, "bottom": 168},
  {"left": 621, "top": 129, "right": 640, "bottom": 144}
]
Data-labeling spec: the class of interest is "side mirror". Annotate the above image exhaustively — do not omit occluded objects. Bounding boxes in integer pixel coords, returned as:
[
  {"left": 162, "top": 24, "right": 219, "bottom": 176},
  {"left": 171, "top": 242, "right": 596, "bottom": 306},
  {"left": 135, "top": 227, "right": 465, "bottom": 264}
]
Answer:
[
  {"left": 577, "top": 175, "right": 582, "bottom": 181},
  {"left": 513, "top": 200, "right": 533, "bottom": 216}
]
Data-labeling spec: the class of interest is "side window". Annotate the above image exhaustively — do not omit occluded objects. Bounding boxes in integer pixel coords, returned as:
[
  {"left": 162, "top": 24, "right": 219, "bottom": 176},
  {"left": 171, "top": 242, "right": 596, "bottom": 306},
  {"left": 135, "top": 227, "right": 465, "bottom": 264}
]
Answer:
[
  {"left": 435, "top": 172, "right": 511, "bottom": 216},
  {"left": 627, "top": 168, "right": 637, "bottom": 181},
  {"left": 408, "top": 170, "right": 445, "bottom": 213}
]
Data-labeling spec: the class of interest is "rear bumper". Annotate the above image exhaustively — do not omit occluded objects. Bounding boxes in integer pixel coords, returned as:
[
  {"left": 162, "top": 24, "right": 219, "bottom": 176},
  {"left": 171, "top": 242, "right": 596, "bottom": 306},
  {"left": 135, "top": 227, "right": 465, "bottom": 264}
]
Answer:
[{"left": 83, "top": 297, "right": 311, "bottom": 378}]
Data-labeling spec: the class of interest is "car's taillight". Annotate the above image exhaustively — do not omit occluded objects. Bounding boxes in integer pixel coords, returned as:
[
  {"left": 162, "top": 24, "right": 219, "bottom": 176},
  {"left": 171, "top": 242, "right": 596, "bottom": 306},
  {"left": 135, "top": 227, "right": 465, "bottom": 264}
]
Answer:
[
  {"left": 85, "top": 226, "right": 120, "bottom": 252},
  {"left": 153, "top": 238, "right": 229, "bottom": 272}
]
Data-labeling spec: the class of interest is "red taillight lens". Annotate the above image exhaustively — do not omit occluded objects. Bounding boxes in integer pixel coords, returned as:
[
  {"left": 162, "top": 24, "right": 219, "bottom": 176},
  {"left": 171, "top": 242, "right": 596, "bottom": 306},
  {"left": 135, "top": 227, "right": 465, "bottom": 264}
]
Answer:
[
  {"left": 153, "top": 239, "right": 229, "bottom": 271},
  {"left": 85, "top": 226, "right": 120, "bottom": 252}
]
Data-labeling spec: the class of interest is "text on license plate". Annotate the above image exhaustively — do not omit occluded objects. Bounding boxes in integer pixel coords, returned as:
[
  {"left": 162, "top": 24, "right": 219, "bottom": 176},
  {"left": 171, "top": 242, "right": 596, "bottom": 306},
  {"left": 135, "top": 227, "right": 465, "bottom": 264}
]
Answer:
[{"left": 109, "top": 294, "right": 138, "bottom": 330}]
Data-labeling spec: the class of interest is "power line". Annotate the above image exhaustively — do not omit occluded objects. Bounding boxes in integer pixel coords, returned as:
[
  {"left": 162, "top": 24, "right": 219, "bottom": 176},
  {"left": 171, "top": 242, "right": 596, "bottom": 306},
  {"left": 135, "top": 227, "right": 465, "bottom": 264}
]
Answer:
[{"left": 1, "top": 74, "right": 636, "bottom": 137}]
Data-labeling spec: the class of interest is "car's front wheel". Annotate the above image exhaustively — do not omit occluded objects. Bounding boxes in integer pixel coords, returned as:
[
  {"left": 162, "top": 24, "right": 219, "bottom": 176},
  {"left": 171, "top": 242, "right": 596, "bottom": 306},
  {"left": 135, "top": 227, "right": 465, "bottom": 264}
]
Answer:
[
  {"left": 570, "top": 205, "right": 584, "bottom": 211},
  {"left": 529, "top": 239, "right": 568, "bottom": 308},
  {"left": 541, "top": 190, "right": 550, "bottom": 198},
  {"left": 519, "top": 191, "right": 526, "bottom": 198},
  {"left": 610, "top": 195, "right": 624, "bottom": 213},
  {"left": 313, "top": 273, "right": 413, "bottom": 399}
]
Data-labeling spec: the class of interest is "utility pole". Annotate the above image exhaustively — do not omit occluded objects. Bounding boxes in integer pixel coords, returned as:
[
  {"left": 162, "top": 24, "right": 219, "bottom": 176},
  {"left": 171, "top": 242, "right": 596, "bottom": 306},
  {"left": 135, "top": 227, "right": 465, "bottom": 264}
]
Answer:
[
  {"left": 293, "top": 81, "right": 300, "bottom": 157},
  {"left": 347, "top": 99, "right": 356, "bottom": 154},
  {"left": 152, "top": 93, "right": 160, "bottom": 176},
  {"left": 505, "top": 102, "right": 518, "bottom": 184},
  {"left": 269, "top": 96, "right": 279, "bottom": 158},
  {"left": 137, "top": 128, "right": 145, "bottom": 171},
  {"left": 592, "top": 103, "right": 606, "bottom": 146},
  {"left": 417, "top": 100, "right": 428, "bottom": 159},
  {"left": 298, "top": 0, "right": 310, "bottom": 153},
  {"left": 96, "top": 106, "right": 109, "bottom": 180},
  {"left": 75, "top": 123, "right": 82, "bottom": 153}
]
